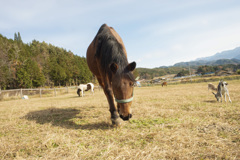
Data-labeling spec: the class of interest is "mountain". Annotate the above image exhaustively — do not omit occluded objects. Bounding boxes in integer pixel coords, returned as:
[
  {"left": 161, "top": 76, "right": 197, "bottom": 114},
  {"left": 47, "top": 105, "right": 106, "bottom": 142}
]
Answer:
[
  {"left": 173, "top": 58, "right": 240, "bottom": 67},
  {"left": 196, "top": 47, "right": 240, "bottom": 61},
  {"left": 173, "top": 47, "right": 240, "bottom": 67}
]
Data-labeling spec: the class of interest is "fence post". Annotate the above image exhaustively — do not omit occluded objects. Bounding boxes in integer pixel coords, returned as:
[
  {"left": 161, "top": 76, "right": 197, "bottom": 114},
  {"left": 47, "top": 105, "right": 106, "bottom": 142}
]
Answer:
[
  {"left": 40, "top": 88, "right": 42, "bottom": 98},
  {"left": 20, "top": 88, "right": 23, "bottom": 98},
  {"left": 66, "top": 87, "right": 68, "bottom": 93},
  {"left": 54, "top": 88, "right": 56, "bottom": 97}
]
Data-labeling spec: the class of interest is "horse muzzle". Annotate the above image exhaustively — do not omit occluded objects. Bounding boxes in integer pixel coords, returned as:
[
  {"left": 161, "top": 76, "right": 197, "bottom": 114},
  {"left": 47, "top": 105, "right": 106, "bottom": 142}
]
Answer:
[
  {"left": 115, "top": 92, "right": 134, "bottom": 121},
  {"left": 117, "top": 103, "right": 133, "bottom": 121},
  {"left": 120, "top": 114, "right": 132, "bottom": 121}
]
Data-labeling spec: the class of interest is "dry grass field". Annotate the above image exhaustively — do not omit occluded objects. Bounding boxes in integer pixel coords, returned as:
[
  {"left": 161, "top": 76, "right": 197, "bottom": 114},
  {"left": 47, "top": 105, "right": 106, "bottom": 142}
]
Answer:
[{"left": 0, "top": 80, "right": 240, "bottom": 159}]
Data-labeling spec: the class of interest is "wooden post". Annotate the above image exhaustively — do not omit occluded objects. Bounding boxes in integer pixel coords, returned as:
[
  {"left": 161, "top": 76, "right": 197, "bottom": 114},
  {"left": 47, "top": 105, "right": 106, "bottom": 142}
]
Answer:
[
  {"left": 54, "top": 88, "right": 56, "bottom": 97},
  {"left": 40, "top": 88, "right": 42, "bottom": 98},
  {"left": 20, "top": 88, "right": 23, "bottom": 98},
  {"left": 66, "top": 87, "right": 68, "bottom": 93}
]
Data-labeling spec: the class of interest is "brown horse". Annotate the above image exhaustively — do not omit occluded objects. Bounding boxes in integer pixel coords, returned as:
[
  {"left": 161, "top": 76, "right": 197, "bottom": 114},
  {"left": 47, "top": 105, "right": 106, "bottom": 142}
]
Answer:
[
  {"left": 162, "top": 82, "right": 167, "bottom": 87},
  {"left": 86, "top": 24, "right": 136, "bottom": 126}
]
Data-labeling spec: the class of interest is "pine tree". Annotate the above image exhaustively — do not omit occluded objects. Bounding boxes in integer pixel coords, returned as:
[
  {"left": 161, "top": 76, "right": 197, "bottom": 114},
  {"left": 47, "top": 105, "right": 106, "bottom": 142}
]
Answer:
[
  {"left": 17, "top": 32, "right": 22, "bottom": 42},
  {"left": 14, "top": 32, "right": 22, "bottom": 42},
  {"left": 14, "top": 33, "right": 18, "bottom": 41}
]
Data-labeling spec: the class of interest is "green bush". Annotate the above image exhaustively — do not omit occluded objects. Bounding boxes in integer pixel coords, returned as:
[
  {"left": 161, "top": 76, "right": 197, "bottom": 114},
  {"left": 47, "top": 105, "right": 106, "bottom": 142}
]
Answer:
[{"left": 237, "top": 69, "right": 240, "bottom": 74}]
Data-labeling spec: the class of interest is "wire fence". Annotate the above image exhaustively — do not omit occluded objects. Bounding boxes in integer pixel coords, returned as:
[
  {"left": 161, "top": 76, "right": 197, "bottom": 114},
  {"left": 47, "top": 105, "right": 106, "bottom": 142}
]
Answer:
[{"left": 0, "top": 87, "right": 78, "bottom": 101}]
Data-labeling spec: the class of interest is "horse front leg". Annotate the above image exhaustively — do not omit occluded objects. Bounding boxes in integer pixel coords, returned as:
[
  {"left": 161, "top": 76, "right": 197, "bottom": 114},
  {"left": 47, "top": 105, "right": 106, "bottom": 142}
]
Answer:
[
  {"left": 96, "top": 77, "right": 121, "bottom": 126},
  {"left": 103, "top": 85, "right": 121, "bottom": 126}
]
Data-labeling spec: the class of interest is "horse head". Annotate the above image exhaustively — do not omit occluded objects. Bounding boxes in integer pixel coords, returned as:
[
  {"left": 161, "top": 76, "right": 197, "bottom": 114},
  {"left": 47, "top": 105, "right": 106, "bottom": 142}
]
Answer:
[
  {"left": 223, "top": 81, "right": 228, "bottom": 86},
  {"left": 110, "top": 61, "right": 136, "bottom": 121}
]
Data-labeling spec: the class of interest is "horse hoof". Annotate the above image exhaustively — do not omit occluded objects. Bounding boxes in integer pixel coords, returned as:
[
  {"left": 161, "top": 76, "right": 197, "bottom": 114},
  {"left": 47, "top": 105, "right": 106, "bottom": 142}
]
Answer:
[{"left": 112, "top": 118, "right": 121, "bottom": 127}]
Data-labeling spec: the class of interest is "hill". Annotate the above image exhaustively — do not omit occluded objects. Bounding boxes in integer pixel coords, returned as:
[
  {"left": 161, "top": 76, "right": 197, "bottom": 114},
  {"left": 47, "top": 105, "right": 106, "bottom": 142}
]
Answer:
[
  {"left": 136, "top": 67, "right": 184, "bottom": 79},
  {"left": 0, "top": 33, "right": 92, "bottom": 89},
  {"left": 137, "top": 58, "right": 240, "bottom": 80}
]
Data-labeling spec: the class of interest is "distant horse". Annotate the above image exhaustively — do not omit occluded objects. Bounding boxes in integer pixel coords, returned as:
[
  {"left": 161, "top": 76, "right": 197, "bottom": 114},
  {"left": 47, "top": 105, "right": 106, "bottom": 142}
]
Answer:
[
  {"left": 208, "top": 83, "right": 217, "bottom": 91},
  {"left": 77, "top": 83, "right": 94, "bottom": 97},
  {"left": 86, "top": 24, "right": 136, "bottom": 126},
  {"left": 212, "top": 80, "right": 232, "bottom": 103},
  {"left": 162, "top": 82, "right": 167, "bottom": 87}
]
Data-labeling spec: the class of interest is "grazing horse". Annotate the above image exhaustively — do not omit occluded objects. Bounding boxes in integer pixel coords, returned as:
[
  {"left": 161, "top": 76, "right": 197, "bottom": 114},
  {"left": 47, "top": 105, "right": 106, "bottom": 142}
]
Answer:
[
  {"left": 212, "top": 80, "right": 232, "bottom": 103},
  {"left": 162, "top": 82, "right": 167, "bottom": 87},
  {"left": 86, "top": 24, "right": 136, "bottom": 126},
  {"left": 208, "top": 83, "right": 217, "bottom": 91},
  {"left": 77, "top": 83, "right": 94, "bottom": 97}
]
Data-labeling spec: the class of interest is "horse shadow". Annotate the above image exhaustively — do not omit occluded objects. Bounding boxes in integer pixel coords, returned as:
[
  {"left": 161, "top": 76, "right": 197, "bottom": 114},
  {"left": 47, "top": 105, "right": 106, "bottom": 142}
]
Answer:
[
  {"left": 204, "top": 100, "right": 217, "bottom": 103},
  {"left": 23, "top": 107, "right": 112, "bottom": 130}
]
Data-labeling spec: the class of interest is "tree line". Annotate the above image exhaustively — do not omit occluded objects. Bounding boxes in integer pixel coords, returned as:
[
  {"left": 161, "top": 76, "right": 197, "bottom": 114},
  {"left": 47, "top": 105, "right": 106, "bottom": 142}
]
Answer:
[
  {"left": 0, "top": 33, "right": 92, "bottom": 89},
  {"left": 137, "top": 64, "right": 240, "bottom": 79}
]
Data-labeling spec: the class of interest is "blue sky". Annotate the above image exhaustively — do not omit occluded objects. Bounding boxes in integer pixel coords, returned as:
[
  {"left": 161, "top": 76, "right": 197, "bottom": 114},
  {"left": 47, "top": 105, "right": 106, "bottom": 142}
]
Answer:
[{"left": 1, "top": 0, "right": 240, "bottom": 68}]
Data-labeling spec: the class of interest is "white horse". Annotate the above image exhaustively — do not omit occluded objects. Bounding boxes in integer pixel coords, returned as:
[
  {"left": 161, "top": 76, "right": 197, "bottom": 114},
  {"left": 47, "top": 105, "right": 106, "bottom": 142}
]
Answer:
[
  {"left": 77, "top": 83, "right": 94, "bottom": 97},
  {"left": 212, "top": 80, "right": 232, "bottom": 103}
]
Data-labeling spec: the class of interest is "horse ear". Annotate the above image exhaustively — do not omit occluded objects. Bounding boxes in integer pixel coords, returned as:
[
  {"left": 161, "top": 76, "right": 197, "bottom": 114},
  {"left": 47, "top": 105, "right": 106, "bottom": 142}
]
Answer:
[
  {"left": 110, "top": 63, "right": 119, "bottom": 74},
  {"left": 127, "top": 61, "right": 136, "bottom": 71}
]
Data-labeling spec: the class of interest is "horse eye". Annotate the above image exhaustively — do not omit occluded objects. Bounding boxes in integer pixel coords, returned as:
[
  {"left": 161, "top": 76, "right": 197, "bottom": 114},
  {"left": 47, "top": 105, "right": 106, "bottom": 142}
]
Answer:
[{"left": 130, "top": 82, "right": 134, "bottom": 87}]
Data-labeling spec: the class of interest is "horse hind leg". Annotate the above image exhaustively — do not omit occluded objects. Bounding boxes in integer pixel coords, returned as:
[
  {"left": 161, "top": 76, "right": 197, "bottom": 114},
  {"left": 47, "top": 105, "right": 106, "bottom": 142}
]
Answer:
[
  {"left": 220, "top": 94, "right": 223, "bottom": 102},
  {"left": 224, "top": 93, "right": 227, "bottom": 102},
  {"left": 227, "top": 92, "right": 232, "bottom": 103}
]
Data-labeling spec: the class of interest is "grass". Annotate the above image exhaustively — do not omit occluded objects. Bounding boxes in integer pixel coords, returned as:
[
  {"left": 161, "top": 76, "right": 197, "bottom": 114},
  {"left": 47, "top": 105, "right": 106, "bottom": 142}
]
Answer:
[{"left": 0, "top": 80, "right": 239, "bottom": 159}]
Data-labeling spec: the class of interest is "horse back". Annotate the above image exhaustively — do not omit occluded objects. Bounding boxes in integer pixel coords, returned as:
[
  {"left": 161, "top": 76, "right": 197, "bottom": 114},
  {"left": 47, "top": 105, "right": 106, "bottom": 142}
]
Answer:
[
  {"left": 108, "top": 26, "right": 127, "bottom": 57},
  {"left": 86, "top": 24, "right": 127, "bottom": 82}
]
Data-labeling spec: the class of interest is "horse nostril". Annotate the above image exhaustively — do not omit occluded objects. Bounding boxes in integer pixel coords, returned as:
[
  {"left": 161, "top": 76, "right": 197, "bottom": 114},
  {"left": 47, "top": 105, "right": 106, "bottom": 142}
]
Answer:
[
  {"left": 129, "top": 114, "right": 132, "bottom": 118},
  {"left": 120, "top": 115, "right": 128, "bottom": 121},
  {"left": 120, "top": 114, "right": 132, "bottom": 121}
]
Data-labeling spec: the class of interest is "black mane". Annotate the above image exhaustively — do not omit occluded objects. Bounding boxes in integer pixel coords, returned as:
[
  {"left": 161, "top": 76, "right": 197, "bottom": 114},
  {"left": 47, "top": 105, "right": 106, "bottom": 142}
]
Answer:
[{"left": 94, "top": 24, "right": 135, "bottom": 82}]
